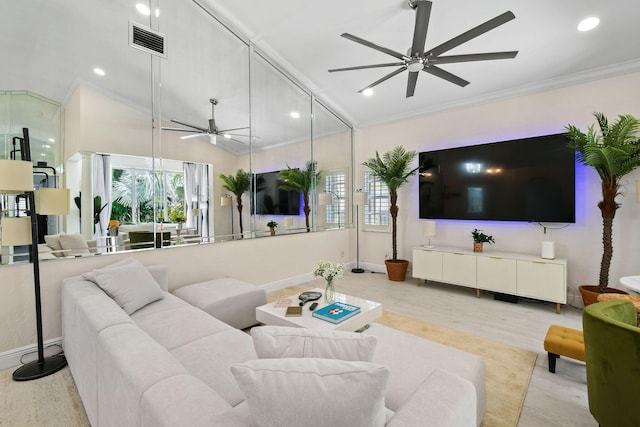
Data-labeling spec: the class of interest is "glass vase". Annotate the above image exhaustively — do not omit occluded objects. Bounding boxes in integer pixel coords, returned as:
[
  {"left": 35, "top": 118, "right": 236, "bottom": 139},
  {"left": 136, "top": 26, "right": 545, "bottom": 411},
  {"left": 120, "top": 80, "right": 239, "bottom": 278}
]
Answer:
[{"left": 325, "top": 279, "right": 336, "bottom": 303}]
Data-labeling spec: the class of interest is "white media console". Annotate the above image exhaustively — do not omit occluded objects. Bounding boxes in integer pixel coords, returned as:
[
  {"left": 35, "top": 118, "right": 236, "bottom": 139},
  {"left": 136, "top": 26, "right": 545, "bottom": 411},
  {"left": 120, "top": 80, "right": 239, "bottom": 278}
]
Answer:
[{"left": 412, "top": 246, "right": 567, "bottom": 313}]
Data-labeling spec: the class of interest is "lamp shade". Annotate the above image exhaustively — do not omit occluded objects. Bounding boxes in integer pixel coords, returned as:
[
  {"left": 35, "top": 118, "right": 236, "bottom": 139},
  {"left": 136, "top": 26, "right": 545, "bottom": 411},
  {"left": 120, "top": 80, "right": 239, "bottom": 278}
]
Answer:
[
  {"left": 318, "top": 192, "right": 333, "bottom": 206},
  {"left": 35, "top": 188, "right": 70, "bottom": 215},
  {"left": 0, "top": 217, "right": 32, "bottom": 246},
  {"left": 221, "top": 195, "right": 232, "bottom": 207},
  {"left": 0, "top": 159, "right": 33, "bottom": 193},
  {"left": 423, "top": 220, "right": 436, "bottom": 237},
  {"left": 354, "top": 191, "right": 368, "bottom": 206}
]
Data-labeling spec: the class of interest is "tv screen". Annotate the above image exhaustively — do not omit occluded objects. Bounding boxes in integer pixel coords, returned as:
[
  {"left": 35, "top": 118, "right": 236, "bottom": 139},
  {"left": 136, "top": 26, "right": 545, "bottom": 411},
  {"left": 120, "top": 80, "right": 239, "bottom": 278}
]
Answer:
[
  {"left": 253, "top": 170, "right": 301, "bottom": 215},
  {"left": 419, "top": 133, "right": 575, "bottom": 222}
]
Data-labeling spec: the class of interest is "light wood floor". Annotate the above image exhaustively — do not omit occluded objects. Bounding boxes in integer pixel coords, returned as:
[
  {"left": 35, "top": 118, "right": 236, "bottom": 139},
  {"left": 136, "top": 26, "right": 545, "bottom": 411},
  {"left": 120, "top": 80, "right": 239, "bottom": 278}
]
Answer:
[
  {"left": 318, "top": 270, "right": 596, "bottom": 427},
  {"left": 2, "top": 271, "right": 595, "bottom": 426}
]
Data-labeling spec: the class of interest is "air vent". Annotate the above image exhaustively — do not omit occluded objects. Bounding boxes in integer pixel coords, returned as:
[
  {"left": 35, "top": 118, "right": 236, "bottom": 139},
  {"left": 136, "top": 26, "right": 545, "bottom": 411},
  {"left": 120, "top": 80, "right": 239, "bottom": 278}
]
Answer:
[{"left": 129, "top": 21, "right": 166, "bottom": 58}]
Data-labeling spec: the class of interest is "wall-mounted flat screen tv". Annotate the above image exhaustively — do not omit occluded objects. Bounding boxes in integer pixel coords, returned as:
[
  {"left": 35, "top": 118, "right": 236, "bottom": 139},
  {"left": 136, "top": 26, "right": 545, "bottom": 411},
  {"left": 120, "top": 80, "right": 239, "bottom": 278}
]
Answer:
[
  {"left": 419, "top": 133, "right": 575, "bottom": 222},
  {"left": 253, "top": 170, "right": 301, "bottom": 215}
]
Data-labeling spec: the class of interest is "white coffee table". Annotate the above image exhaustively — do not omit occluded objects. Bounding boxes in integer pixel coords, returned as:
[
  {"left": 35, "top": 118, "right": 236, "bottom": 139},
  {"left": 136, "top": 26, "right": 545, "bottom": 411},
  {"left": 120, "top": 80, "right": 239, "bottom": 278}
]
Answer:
[{"left": 256, "top": 288, "right": 383, "bottom": 332}]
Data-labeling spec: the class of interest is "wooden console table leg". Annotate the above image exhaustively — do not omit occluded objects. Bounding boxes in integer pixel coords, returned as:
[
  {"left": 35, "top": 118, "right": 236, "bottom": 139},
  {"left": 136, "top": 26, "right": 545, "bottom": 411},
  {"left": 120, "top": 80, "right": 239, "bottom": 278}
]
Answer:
[
  {"left": 476, "top": 289, "right": 480, "bottom": 298},
  {"left": 556, "top": 303, "right": 561, "bottom": 314}
]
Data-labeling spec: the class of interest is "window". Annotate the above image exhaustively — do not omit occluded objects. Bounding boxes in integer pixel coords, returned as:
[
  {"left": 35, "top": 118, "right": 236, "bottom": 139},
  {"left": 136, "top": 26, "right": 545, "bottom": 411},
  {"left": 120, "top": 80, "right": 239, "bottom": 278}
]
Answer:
[
  {"left": 363, "top": 171, "right": 389, "bottom": 230},
  {"left": 111, "top": 168, "right": 184, "bottom": 224},
  {"left": 324, "top": 172, "right": 345, "bottom": 226}
]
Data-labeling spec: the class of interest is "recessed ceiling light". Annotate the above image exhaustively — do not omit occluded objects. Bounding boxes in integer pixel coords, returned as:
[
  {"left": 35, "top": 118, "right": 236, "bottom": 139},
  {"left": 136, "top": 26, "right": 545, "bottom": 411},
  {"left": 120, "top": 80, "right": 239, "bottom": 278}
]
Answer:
[
  {"left": 93, "top": 67, "right": 106, "bottom": 76},
  {"left": 48, "top": 138, "right": 55, "bottom": 142},
  {"left": 223, "top": 134, "right": 231, "bottom": 139},
  {"left": 578, "top": 16, "right": 600, "bottom": 32},
  {"left": 290, "top": 111, "right": 300, "bottom": 119},
  {"left": 43, "top": 144, "right": 51, "bottom": 149},
  {"left": 40, "top": 153, "right": 46, "bottom": 157},
  {"left": 136, "top": 3, "right": 151, "bottom": 16},
  {"left": 362, "top": 88, "right": 374, "bottom": 97}
]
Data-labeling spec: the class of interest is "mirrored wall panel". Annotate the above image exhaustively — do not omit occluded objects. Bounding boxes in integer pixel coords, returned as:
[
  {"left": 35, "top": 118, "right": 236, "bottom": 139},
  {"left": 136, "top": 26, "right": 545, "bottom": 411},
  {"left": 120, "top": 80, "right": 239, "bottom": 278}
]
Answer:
[{"left": 0, "top": 0, "right": 353, "bottom": 266}]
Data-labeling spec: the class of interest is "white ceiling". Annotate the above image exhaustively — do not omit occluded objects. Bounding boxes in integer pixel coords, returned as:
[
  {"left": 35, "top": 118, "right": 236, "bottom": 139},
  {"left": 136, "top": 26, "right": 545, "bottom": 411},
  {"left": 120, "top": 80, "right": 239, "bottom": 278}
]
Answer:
[{"left": 204, "top": 0, "right": 640, "bottom": 127}]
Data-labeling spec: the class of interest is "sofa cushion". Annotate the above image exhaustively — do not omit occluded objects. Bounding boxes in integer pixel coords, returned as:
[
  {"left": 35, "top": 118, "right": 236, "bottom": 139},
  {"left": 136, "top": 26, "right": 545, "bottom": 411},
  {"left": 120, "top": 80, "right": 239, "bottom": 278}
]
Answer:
[
  {"left": 93, "top": 259, "right": 164, "bottom": 314},
  {"left": 59, "top": 232, "right": 91, "bottom": 256},
  {"left": 231, "top": 358, "right": 389, "bottom": 427},
  {"left": 44, "top": 233, "right": 64, "bottom": 256},
  {"left": 251, "top": 325, "right": 377, "bottom": 361}
]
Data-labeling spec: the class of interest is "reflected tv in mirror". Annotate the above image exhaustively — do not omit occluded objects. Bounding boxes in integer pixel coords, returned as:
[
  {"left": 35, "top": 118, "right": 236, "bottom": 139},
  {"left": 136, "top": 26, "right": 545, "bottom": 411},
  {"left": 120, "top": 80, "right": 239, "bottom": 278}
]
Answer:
[
  {"left": 253, "top": 170, "right": 301, "bottom": 215},
  {"left": 419, "top": 133, "right": 575, "bottom": 222}
]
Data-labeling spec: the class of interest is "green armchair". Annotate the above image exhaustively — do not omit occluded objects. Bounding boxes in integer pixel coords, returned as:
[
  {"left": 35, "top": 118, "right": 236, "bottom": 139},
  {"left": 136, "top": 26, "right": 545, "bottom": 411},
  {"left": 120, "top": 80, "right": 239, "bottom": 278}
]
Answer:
[{"left": 583, "top": 300, "right": 640, "bottom": 427}]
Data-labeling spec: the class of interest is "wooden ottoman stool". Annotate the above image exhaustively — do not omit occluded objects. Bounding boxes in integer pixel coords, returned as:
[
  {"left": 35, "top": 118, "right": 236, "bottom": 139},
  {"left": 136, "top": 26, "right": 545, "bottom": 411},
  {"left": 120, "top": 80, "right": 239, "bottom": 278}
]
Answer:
[
  {"left": 543, "top": 325, "right": 585, "bottom": 373},
  {"left": 174, "top": 278, "right": 267, "bottom": 329}
]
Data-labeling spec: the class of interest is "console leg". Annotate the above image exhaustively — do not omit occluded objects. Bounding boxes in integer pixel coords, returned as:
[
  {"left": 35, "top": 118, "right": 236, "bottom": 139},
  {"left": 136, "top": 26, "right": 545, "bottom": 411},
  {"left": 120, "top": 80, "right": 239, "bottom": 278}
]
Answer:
[
  {"left": 476, "top": 289, "right": 480, "bottom": 298},
  {"left": 556, "top": 303, "right": 561, "bottom": 314}
]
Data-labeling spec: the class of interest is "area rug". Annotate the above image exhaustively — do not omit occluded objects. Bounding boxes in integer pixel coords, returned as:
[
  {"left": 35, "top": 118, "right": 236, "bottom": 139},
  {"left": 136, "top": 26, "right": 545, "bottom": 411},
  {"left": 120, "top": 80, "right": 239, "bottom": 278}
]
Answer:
[{"left": 268, "top": 287, "right": 537, "bottom": 427}]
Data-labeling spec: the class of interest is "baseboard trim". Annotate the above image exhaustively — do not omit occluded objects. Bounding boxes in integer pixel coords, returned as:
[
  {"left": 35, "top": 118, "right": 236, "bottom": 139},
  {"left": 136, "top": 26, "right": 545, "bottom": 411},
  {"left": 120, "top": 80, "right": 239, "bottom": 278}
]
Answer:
[{"left": 0, "top": 337, "right": 63, "bottom": 372}]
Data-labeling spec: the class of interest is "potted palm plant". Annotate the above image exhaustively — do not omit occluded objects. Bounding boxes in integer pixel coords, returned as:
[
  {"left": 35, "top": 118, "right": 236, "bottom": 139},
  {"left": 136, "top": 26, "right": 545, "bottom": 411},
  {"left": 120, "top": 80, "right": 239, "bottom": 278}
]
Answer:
[
  {"left": 279, "top": 161, "right": 321, "bottom": 232},
  {"left": 218, "top": 169, "right": 250, "bottom": 239},
  {"left": 363, "top": 146, "right": 418, "bottom": 281},
  {"left": 566, "top": 112, "right": 640, "bottom": 304}
]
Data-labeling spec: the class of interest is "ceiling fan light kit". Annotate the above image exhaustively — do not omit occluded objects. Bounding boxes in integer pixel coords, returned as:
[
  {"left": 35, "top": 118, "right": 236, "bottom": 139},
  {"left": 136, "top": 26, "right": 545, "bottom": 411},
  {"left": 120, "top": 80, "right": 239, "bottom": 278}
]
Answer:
[
  {"left": 329, "top": 0, "right": 519, "bottom": 98},
  {"left": 161, "top": 98, "right": 250, "bottom": 145}
]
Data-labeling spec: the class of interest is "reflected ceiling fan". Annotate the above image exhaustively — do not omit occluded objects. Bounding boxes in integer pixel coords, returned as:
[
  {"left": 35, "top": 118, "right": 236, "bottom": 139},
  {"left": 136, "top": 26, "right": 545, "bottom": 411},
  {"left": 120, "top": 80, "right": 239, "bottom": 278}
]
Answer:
[
  {"left": 329, "top": 0, "right": 518, "bottom": 97},
  {"left": 162, "top": 98, "right": 250, "bottom": 145}
]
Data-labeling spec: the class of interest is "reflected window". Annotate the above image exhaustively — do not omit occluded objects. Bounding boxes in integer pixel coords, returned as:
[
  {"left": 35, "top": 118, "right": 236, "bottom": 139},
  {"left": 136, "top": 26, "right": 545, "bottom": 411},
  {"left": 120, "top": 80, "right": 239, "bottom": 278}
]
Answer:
[
  {"left": 324, "top": 172, "right": 345, "bottom": 225},
  {"left": 363, "top": 171, "right": 389, "bottom": 229},
  {"left": 467, "top": 187, "right": 483, "bottom": 214},
  {"left": 111, "top": 168, "right": 184, "bottom": 224}
]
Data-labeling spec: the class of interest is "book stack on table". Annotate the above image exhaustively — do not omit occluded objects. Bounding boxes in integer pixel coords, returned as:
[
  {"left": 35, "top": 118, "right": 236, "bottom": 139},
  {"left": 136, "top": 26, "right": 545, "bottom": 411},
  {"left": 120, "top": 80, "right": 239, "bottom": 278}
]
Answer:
[{"left": 312, "top": 302, "right": 361, "bottom": 324}]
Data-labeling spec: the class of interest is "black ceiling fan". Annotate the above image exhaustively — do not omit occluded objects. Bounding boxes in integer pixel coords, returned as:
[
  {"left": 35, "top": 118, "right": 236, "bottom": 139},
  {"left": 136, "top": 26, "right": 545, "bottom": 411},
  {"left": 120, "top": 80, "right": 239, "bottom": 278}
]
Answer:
[
  {"left": 162, "top": 98, "right": 250, "bottom": 145},
  {"left": 329, "top": 0, "right": 518, "bottom": 97}
]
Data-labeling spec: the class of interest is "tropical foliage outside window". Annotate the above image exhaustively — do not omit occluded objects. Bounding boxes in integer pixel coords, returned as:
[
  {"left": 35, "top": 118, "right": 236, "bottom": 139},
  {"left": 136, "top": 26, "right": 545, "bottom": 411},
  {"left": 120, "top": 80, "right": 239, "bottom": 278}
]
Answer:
[
  {"left": 324, "top": 172, "right": 345, "bottom": 225},
  {"left": 111, "top": 168, "right": 184, "bottom": 224}
]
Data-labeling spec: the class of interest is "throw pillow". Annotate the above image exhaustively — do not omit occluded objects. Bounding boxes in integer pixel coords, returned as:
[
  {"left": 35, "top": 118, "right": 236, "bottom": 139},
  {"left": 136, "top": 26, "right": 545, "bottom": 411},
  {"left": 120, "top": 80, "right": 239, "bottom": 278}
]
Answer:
[
  {"left": 59, "top": 233, "right": 90, "bottom": 257},
  {"left": 231, "top": 358, "right": 389, "bottom": 427},
  {"left": 44, "top": 233, "right": 64, "bottom": 256},
  {"left": 82, "top": 257, "right": 139, "bottom": 283},
  {"left": 251, "top": 325, "right": 377, "bottom": 361},
  {"left": 93, "top": 259, "right": 163, "bottom": 315}
]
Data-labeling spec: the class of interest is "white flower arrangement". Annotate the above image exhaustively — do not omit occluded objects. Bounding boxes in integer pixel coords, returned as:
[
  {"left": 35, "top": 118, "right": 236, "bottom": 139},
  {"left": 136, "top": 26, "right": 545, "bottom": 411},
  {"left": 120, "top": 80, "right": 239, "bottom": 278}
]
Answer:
[{"left": 313, "top": 260, "right": 345, "bottom": 282}]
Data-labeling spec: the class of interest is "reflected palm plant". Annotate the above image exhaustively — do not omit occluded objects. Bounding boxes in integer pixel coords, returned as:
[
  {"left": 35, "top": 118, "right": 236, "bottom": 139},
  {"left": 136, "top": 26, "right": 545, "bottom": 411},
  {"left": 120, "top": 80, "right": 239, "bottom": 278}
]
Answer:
[
  {"left": 219, "top": 169, "right": 251, "bottom": 238},
  {"left": 279, "top": 161, "right": 321, "bottom": 232}
]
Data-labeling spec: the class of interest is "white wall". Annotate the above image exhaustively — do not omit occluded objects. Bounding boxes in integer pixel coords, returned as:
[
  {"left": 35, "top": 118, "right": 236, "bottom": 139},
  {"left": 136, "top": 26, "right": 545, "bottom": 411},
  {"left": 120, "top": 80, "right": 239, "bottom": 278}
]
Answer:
[
  {"left": 355, "top": 71, "right": 640, "bottom": 305},
  {"left": 0, "top": 228, "right": 351, "bottom": 354}
]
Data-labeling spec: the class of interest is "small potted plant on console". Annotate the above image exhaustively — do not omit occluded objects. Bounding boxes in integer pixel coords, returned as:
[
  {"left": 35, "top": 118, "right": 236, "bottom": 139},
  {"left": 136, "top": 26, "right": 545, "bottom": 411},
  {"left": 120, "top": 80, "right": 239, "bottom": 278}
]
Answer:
[
  {"left": 471, "top": 228, "right": 494, "bottom": 252},
  {"left": 267, "top": 220, "right": 278, "bottom": 236}
]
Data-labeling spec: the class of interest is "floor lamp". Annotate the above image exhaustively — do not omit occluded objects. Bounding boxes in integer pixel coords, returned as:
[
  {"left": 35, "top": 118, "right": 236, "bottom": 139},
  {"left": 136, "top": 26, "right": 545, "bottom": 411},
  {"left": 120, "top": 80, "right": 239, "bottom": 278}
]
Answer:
[
  {"left": 352, "top": 190, "right": 367, "bottom": 273},
  {"left": 0, "top": 128, "right": 70, "bottom": 381}
]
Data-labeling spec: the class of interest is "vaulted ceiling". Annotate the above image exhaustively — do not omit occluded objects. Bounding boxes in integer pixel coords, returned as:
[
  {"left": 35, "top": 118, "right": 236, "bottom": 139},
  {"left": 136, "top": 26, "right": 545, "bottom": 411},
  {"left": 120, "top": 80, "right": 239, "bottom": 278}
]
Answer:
[{"left": 204, "top": 0, "right": 640, "bottom": 127}]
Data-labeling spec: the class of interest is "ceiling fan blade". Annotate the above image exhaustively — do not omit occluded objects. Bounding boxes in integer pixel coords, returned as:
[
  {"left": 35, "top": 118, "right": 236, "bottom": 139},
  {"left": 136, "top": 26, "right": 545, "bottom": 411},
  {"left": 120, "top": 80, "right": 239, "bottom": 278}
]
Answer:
[
  {"left": 432, "top": 51, "right": 518, "bottom": 64},
  {"left": 218, "top": 126, "right": 250, "bottom": 133},
  {"left": 422, "top": 65, "right": 469, "bottom": 87},
  {"left": 180, "top": 133, "right": 207, "bottom": 140},
  {"left": 341, "top": 33, "right": 406, "bottom": 60},
  {"left": 170, "top": 119, "right": 208, "bottom": 133},
  {"left": 425, "top": 11, "right": 516, "bottom": 58},
  {"left": 410, "top": 0, "right": 432, "bottom": 57},
  {"left": 357, "top": 67, "right": 407, "bottom": 93},
  {"left": 329, "top": 62, "right": 405, "bottom": 72},
  {"left": 406, "top": 71, "right": 419, "bottom": 97},
  {"left": 161, "top": 127, "right": 200, "bottom": 133}
]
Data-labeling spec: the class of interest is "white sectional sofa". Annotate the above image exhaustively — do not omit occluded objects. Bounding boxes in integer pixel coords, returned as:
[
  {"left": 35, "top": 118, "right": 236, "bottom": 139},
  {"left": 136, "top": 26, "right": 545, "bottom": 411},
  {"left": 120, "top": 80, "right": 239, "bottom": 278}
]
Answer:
[{"left": 62, "top": 261, "right": 486, "bottom": 427}]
